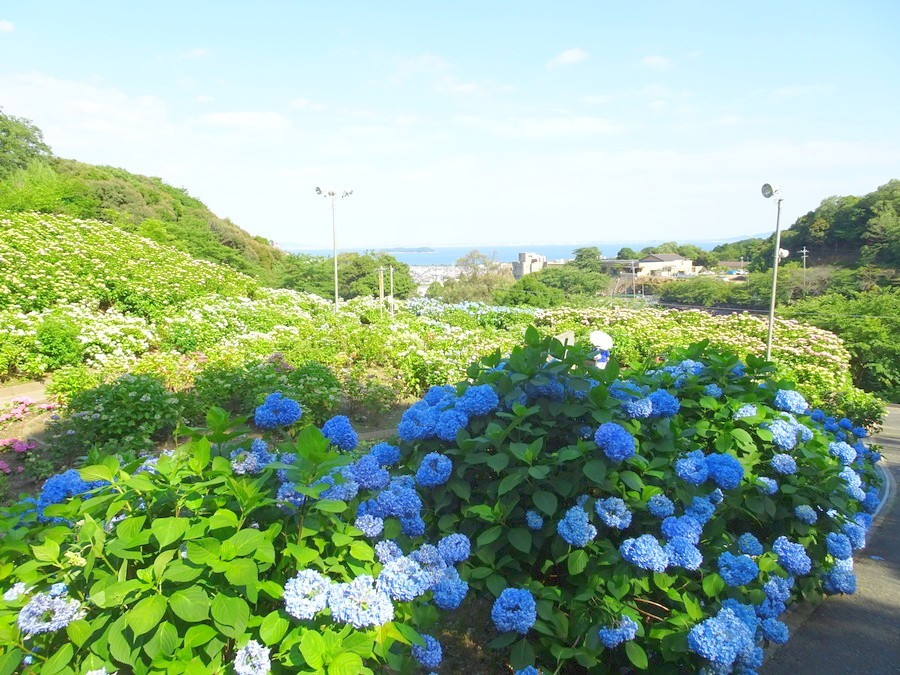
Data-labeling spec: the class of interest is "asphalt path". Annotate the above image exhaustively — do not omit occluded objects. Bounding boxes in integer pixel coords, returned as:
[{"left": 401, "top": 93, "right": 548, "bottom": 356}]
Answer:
[{"left": 763, "top": 404, "right": 900, "bottom": 675}]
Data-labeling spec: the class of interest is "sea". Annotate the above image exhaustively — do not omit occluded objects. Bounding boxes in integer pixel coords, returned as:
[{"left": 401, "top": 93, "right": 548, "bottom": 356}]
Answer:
[{"left": 285, "top": 238, "right": 742, "bottom": 266}]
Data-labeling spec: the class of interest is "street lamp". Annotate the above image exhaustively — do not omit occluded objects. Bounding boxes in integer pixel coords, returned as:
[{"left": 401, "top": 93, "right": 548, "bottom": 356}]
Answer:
[
  {"left": 761, "top": 183, "right": 784, "bottom": 361},
  {"left": 316, "top": 187, "right": 353, "bottom": 313}
]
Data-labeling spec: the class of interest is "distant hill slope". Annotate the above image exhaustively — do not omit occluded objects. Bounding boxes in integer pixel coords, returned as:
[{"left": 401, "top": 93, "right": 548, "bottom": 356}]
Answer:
[
  {"left": 0, "top": 211, "right": 259, "bottom": 318},
  {"left": 0, "top": 157, "right": 284, "bottom": 282}
]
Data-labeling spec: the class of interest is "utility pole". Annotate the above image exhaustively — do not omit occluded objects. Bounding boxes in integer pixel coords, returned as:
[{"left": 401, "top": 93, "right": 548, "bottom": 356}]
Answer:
[
  {"left": 377, "top": 266, "right": 385, "bottom": 316},
  {"left": 761, "top": 183, "right": 784, "bottom": 362},
  {"left": 631, "top": 260, "right": 636, "bottom": 298},
  {"left": 800, "top": 246, "right": 809, "bottom": 294},
  {"left": 389, "top": 266, "right": 395, "bottom": 317},
  {"left": 315, "top": 187, "right": 353, "bottom": 313}
]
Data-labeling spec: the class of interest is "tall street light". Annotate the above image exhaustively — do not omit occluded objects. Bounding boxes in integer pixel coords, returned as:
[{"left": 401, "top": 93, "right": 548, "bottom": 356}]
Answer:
[
  {"left": 761, "top": 183, "right": 784, "bottom": 361},
  {"left": 316, "top": 187, "right": 353, "bottom": 313}
]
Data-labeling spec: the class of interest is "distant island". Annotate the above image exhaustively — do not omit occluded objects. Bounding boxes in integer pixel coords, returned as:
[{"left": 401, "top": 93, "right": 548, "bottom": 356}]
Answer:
[{"left": 376, "top": 247, "right": 435, "bottom": 254}]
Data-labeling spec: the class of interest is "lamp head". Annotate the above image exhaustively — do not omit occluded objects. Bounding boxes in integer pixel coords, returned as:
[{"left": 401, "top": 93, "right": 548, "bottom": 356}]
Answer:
[{"left": 761, "top": 183, "right": 773, "bottom": 199}]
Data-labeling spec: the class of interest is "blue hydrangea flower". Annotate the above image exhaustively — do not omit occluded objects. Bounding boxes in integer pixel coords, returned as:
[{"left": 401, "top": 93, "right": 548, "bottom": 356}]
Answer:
[
  {"left": 525, "top": 510, "right": 544, "bottom": 530},
  {"left": 456, "top": 384, "right": 499, "bottom": 417},
  {"left": 757, "top": 476, "right": 778, "bottom": 494},
  {"left": 648, "top": 494, "right": 675, "bottom": 518},
  {"left": 852, "top": 426, "right": 867, "bottom": 438},
  {"left": 34, "top": 470, "right": 108, "bottom": 521},
  {"left": 377, "top": 478, "right": 422, "bottom": 518},
  {"left": 377, "top": 557, "right": 431, "bottom": 601},
  {"left": 350, "top": 455, "right": 390, "bottom": 490},
  {"left": 620, "top": 534, "right": 669, "bottom": 572},
  {"left": 328, "top": 575, "right": 394, "bottom": 628},
  {"left": 840, "top": 467, "right": 866, "bottom": 501},
  {"left": 733, "top": 404, "right": 757, "bottom": 420},
  {"left": 276, "top": 482, "right": 306, "bottom": 508},
  {"left": 769, "top": 419, "right": 798, "bottom": 450},
  {"left": 318, "top": 468, "right": 359, "bottom": 502},
  {"left": 665, "top": 536, "right": 703, "bottom": 570},
  {"left": 557, "top": 506, "right": 597, "bottom": 547},
  {"left": 737, "top": 533, "right": 763, "bottom": 556},
  {"left": 662, "top": 515, "right": 703, "bottom": 544},
  {"left": 234, "top": 640, "right": 271, "bottom": 675},
  {"left": 720, "top": 598, "right": 760, "bottom": 632},
  {"left": 686, "top": 496, "right": 716, "bottom": 524},
  {"left": 823, "top": 568, "right": 857, "bottom": 595},
  {"left": 703, "top": 383, "right": 723, "bottom": 399},
  {"left": 491, "top": 588, "right": 537, "bottom": 634},
  {"left": 412, "top": 634, "right": 442, "bottom": 669},
  {"left": 829, "top": 441, "right": 857, "bottom": 466},
  {"left": 863, "top": 488, "right": 880, "bottom": 514},
  {"left": 594, "top": 423, "right": 636, "bottom": 462},
  {"left": 416, "top": 452, "right": 453, "bottom": 487},
  {"left": 409, "top": 544, "right": 449, "bottom": 588},
  {"left": 594, "top": 497, "right": 632, "bottom": 529},
  {"left": 838, "top": 417, "right": 853, "bottom": 430},
  {"left": 598, "top": 615, "right": 640, "bottom": 648},
  {"left": 688, "top": 608, "right": 755, "bottom": 669},
  {"left": 774, "top": 389, "right": 808, "bottom": 415},
  {"left": 761, "top": 618, "right": 789, "bottom": 644},
  {"left": 810, "top": 409, "right": 825, "bottom": 422},
  {"left": 432, "top": 567, "right": 468, "bottom": 610},
  {"left": 514, "top": 668, "right": 541, "bottom": 675},
  {"left": 705, "top": 453, "right": 744, "bottom": 490},
  {"left": 826, "top": 532, "right": 852, "bottom": 560},
  {"left": 321, "top": 415, "right": 358, "bottom": 451},
  {"left": 608, "top": 379, "right": 647, "bottom": 402},
  {"left": 756, "top": 597, "right": 787, "bottom": 619},
  {"left": 400, "top": 514, "right": 426, "bottom": 537},
  {"left": 437, "top": 533, "right": 471, "bottom": 564},
  {"left": 771, "top": 453, "right": 797, "bottom": 475},
  {"left": 16, "top": 592, "right": 83, "bottom": 638},
  {"left": 773, "top": 536, "right": 812, "bottom": 575},
  {"left": 624, "top": 397, "right": 653, "bottom": 419},
  {"left": 354, "top": 514, "right": 384, "bottom": 538},
  {"left": 422, "top": 385, "right": 456, "bottom": 406},
  {"left": 731, "top": 363, "right": 746, "bottom": 377},
  {"left": 718, "top": 552, "right": 760, "bottom": 587},
  {"left": 434, "top": 408, "right": 469, "bottom": 442},
  {"left": 794, "top": 505, "right": 818, "bottom": 525},
  {"left": 375, "top": 540, "right": 403, "bottom": 564},
  {"left": 284, "top": 570, "right": 332, "bottom": 620},
  {"left": 648, "top": 389, "right": 680, "bottom": 417},
  {"left": 675, "top": 450, "right": 708, "bottom": 485},
  {"left": 823, "top": 417, "right": 839, "bottom": 433},
  {"left": 397, "top": 404, "right": 437, "bottom": 442},
  {"left": 763, "top": 575, "right": 794, "bottom": 603},
  {"left": 254, "top": 392, "right": 302, "bottom": 428}
]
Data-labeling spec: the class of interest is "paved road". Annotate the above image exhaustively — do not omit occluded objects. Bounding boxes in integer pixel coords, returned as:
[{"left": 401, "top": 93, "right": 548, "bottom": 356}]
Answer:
[{"left": 763, "top": 404, "right": 900, "bottom": 675}]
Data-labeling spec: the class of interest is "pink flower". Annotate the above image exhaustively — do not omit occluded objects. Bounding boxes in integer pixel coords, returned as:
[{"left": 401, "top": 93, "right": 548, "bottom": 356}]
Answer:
[{"left": 0, "top": 460, "right": 10, "bottom": 475}]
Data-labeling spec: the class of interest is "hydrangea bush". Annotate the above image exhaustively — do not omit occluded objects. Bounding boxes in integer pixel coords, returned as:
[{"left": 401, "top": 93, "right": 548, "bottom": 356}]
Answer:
[
  {"left": 399, "top": 328, "right": 883, "bottom": 673},
  {"left": 0, "top": 398, "right": 468, "bottom": 673}
]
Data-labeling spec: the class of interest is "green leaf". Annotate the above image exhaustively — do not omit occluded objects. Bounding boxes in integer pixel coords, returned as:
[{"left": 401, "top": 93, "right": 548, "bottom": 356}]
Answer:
[
  {"left": 683, "top": 593, "right": 703, "bottom": 621},
  {"left": 477, "top": 525, "right": 503, "bottom": 547},
  {"left": 313, "top": 499, "right": 348, "bottom": 513},
  {"left": 66, "top": 618, "right": 95, "bottom": 647},
  {"left": 300, "top": 630, "right": 326, "bottom": 669},
  {"left": 567, "top": 549, "right": 589, "bottom": 575},
  {"left": 498, "top": 472, "right": 525, "bottom": 496},
  {"left": 208, "top": 508, "right": 240, "bottom": 530},
  {"left": 190, "top": 436, "right": 212, "bottom": 472},
  {"left": 625, "top": 641, "right": 648, "bottom": 669},
  {"left": 225, "top": 558, "right": 259, "bottom": 587},
  {"left": 486, "top": 453, "right": 509, "bottom": 472},
  {"left": 226, "top": 529, "right": 266, "bottom": 557},
  {"left": 31, "top": 538, "right": 60, "bottom": 562},
  {"left": 350, "top": 541, "right": 374, "bottom": 562},
  {"left": 170, "top": 586, "right": 211, "bottom": 623},
  {"left": 328, "top": 652, "right": 365, "bottom": 675},
  {"left": 144, "top": 621, "right": 180, "bottom": 659},
  {"left": 183, "top": 624, "right": 218, "bottom": 648},
  {"left": 127, "top": 594, "right": 168, "bottom": 637},
  {"left": 108, "top": 617, "right": 135, "bottom": 666},
  {"left": 0, "top": 649, "right": 21, "bottom": 675},
  {"left": 211, "top": 593, "right": 250, "bottom": 638},
  {"left": 509, "top": 638, "right": 535, "bottom": 670},
  {"left": 528, "top": 465, "right": 551, "bottom": 479},
  {"left": 79, "top": 464, "right": 114, "bottom": 483},
  {"left": 486, "top": 574, "right": 507, "bottom": 596},
  {"left": 702, "top": 572, "right": 726, "bottom": 599},
  {"left": 532, "top": 490, "right": 557, "bottom": 516},
  {"left": 620, "top": 470, "right": 643, "bottom": 491},
  {"left": 583, "top": 459, "right": 607, "bottom": 484},
  {"left": 151, "top": 517, "right": 190, "bottom": 548},
  {"left": 260, "top": 611, "right": 289, "bottom": 646},
  {"left": 508, "top": 528, "right": 532, "bottom": 554},
  {"left": 40, "top": 642, "right": 73, "bottom": 675},
  {"left": 731, "top": 428, "right": 755, "bottom": 447}
]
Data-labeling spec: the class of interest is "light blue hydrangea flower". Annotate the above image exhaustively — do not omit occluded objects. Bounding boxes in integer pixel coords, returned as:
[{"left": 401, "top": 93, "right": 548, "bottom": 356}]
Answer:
[
  {"left": 233, "top": 640, "right": 271, "bottom": 675},
  {"left": 16, "top": 592, "right": 83, "bottom": 638},
  {"left": 491, "top": 588, "right": 536, "bottom": 634},
  {"left": 598, "top": 615, "right": 640, "bottom": 648},
  {"left": 773, "top": 536, "right": 811, "bottom": 575},
  {"left": 594, "top": 497, "right": 632, "bottom": 529},
  {"left": 557, "top": 506, "right": 597, "bottom": 547},
  {"left": 648, "top": 494, "right": 675, "bottom": 518},
  {"left": 620, "top": 534, "right": 669, "bottom": 572},
  {"left": 412, "top": 634, "right": 443, "bottom": 669},
  {"left": 328, "top": 575, "right": 394, "bottom": 628},
  {"left": 284, "top": 570, "right": 332, "bottom": 620}
]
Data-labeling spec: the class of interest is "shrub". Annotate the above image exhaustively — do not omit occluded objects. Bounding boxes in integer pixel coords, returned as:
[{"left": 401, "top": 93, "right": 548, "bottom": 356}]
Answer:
[
  {"left": 400, "top": 329, "right": 883, "bottom": 673},
  {"left": 0, "top": 403, "right": 464, "bottom": 673},
  {"left": 34, "top": 315, "right": 83, "bottom": 370}
]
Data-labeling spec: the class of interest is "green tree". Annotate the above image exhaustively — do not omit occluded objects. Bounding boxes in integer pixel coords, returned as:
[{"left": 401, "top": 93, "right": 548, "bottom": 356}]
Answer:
[
  {"left": 495, "top": 274, "right": 564, "bottom": 307},
  {"left": 427, "top": 249, "right": 514, "bottom": 303},
  {"left": 571, "top": 246, "right": 604, "bottom": 272},
  {"left": 276, "top": 252, "right": 414, "bottom": 300},
  {"left": 0, "top": 108, "right": 51, "bottom": 178},
  {"left": 538, "top": 265, "right": 610, "bottom": 297}
]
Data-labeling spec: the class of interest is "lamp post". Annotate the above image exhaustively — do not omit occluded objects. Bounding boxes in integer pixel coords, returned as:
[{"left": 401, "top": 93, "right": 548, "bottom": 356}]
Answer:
[
  {"left": 316, "top": 187, "right": 353, "bottom": 313},
  {"left": 761, "top": 183, "right": 784, "bottom": 361}
]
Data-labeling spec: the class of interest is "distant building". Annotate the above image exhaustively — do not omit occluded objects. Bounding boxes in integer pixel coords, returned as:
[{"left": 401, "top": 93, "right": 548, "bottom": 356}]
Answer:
[
  {"left": 602, "top": 253, "right": 695, "bottom": 278},
  {"left": 512, "top": 252, "right": 547, "bottom": 279}
]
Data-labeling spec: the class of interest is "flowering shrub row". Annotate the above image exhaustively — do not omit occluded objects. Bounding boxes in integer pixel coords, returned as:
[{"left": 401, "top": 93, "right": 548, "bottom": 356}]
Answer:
[{"left": 397, "top": 330, "right": 883, "bottom": 673}]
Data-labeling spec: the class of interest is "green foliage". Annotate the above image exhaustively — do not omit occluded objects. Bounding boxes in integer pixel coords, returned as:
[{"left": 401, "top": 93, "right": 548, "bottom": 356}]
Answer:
[
  {"left": 427, "top": 250, "right": 515, "bottom": 303},
  {"left": 34, "top": 314, "right": 83, "bottom": 370},
  {"left": 0, "top": 415, "right": 431, "bottom": 673},
  {"left": 402, "top": 335, "right": 881, "bottom": 672},
  {"left": 45, "top": 374, "right": 181, "bottom": 460},
  {"left": 495, "top": 275, "right": 564, "bottom": 308},
  {"left": 0, "top": 109, "right": 51, "bottom": 179},
  {"left": 275, "top": 252, "right": 415, "bottom": 300}
]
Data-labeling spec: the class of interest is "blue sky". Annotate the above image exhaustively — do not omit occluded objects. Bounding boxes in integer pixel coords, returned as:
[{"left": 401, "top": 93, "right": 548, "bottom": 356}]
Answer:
[{"left": 2, "top": 1, "right": 898, "bottom": 249}]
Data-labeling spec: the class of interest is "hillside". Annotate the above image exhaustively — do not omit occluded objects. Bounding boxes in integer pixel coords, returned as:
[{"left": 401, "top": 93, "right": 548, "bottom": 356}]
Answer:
[{"left": 0, "top": 149, "right": 284, "bottom": 283}]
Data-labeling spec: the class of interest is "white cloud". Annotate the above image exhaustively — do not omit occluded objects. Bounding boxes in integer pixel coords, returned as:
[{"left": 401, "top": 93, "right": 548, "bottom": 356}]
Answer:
[
  {"left": 456, "top": 114, "right": 623, "bottom": 138},
  {"left": 181, "top": 47, "right": 209, "bottom": 59},
  {"left": 771, "top": 84, "right": 832, "bottom": 98},
  {"left": 0, "top": 20, "right": 13, "bottom": 33},
  {"left": 290, "top": 97, "right": 326, "bottom": 111},
  {"left": 548, "top": 48, "right": 588, "bottom": 68},
  {"left": 641, "top": 55, "right": 671, "bottom": 70},
  {"left": 393, "top": 53, "right": 452, "bottom": 82},
  {"left": 195, "top": 94, "right": 214, "bottom": 103},
  {"left": 198, "top": 111, "right": 290, "bottom": 130}
]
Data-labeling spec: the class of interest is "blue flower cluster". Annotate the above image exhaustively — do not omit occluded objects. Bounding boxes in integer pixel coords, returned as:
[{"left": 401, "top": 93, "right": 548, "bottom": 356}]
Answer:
[
  {"left": 826, "top": 532, "right": 853, "bottom": 560},
  {"left": 648, "top": 493, "right": 675, "bottom": 518},
  {"left": 525, "top": 510, "right": 544, "bottom": 530},
  {"left": 774, "top": 389, "right": 808, "bottom": 415},
  {"left": 718, "top": 552, "right": 760, "bottom": 587},
  {"left": 773, "top": 536, "right": 812, "bottom": 575},
  {"left": 233, "top": 640, "right": 271, "bottom": 675},
  {"left": 283, "top": 569, "right": 333, "bottom": 620},
  {"left": 675, "top": 450, "right": 708, "bottom": 485},
  {"left": 737, "top": 533, "right": 763, "bottom": 556},
  {"left": 688, "top": 607, "right": 757, "bottom": 671},
  {"left": 598, "top": 614, "right": 639, "bottom": 648},
  {"left": 327, "top": 575, "right": 395, "bottom": 628},
  {"left": 254, "top": 392, "right": 302, "bottom": 428},
  {"left": 415, "top": 452, "right": 453, "bottom": 488},
  {"left": 322, "top": 415, "right": 358, "bottom": 451},
  {"left": 595, "top": 497, "right": 632, "bottom": 529},
  {"left": 705, "top": 453, "right": 744, "bottom": 490},
  {"left": 703, "top": 383, "right": 723, "bottom": 399},
  {"left": 768, "top": 418, "right": 799, "bottom": 450},
  {"left": 557, "top": 506, "right": 597, "bottom": 547},
  {"left": 648, "top": 389, "right": 680, "bottom": 417},
  {"left": 31, "top": 470, "right": 108, "bottom": 522},
  {"left": 828, "top": 441, "right": 857, "bottom": 466},
  {"left": 665, "top": 536, "right": 702, "bottom": 570},
  {"left": 662, "top": 515, "right": 703, "bottom": 544},
  {"left": 593, "top": 422, "right": 636, "bottom": 462},
  {"left": 794, "top": 504, "right": 818, "bottom": 525},
  {"left": 624, "top": 397, "right": 654, "bottom": 419},
  {"left": 733, "top": 404, "right": 757, "bottom": 420},
  {"left": 230, "top": 439, "right": 275, "bottom": 475},
  {"left": 17, "top": 590, "right": 83, "bottom": 638},
  {"left": 412, "top": 634, "right": 443, "bottom": 669},
  {"left": 620, "top": 534, "right": 669, "bottom": 572},
  {"left": 770, "top": 453, "right": 797, "bottom": 475},
  {"left": 823, "top": 567, "right": 857, "bottom": 595},
  {"left": 491, "top": 588, "right": 537, "bottom": 634}
]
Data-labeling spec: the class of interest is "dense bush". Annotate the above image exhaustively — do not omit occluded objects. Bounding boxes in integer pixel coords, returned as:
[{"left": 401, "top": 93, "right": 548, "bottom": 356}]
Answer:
[
  {"left": 0, "top": 402, "right": 468, "bottom": 673},
  {"left": 399, "top": 330, "right": 883, "bottom": 673}
]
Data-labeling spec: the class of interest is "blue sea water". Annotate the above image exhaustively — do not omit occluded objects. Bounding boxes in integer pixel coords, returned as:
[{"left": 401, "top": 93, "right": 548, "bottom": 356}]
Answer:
[{"left": 288, "top": 239, "right": 740, "bottom": 266}]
